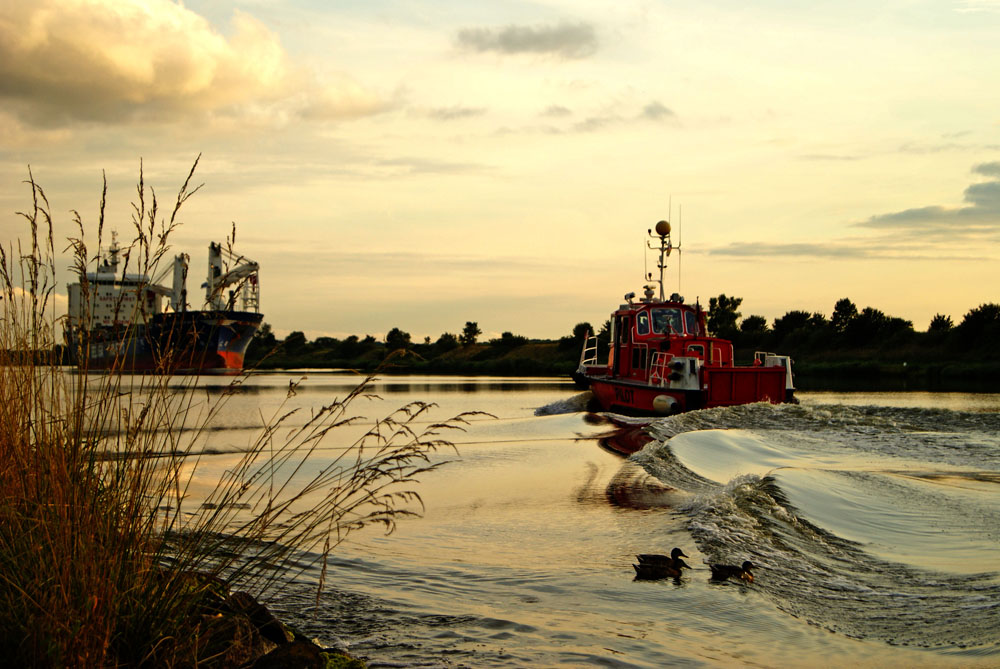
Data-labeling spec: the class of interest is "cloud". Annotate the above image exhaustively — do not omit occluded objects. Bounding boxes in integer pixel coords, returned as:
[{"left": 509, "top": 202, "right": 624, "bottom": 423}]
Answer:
[
  {"left": 456, "top": 22, "right": 598, "bottom": 59},
  {"left": 974, "top": 161, "right": 1000, "bottom": 178},
  {"left": 708, "top": 241, "right": 990, "bottom": 261},
  {"left": 373, "top": 157, "right": 490, "bottom": 176},
  {"left": 427, "top": 106, "right": 486, "bottom": 121},
  {"left": 954, "top": 0, "right": 1000, "bottom": 13},
  {"left": 573, "top": 115, "right": 618, "bottom": 132},
  {"left": 857, "top": 161, "right": 1000, "bottom": 233},
  {"left": 0, "top": 1, "right": 385, "bottom": 126},
  {"left": 799, "top": 153, "right": 863, "bottom": 161},
  {"left": 541, "top": 105, "right": 572, "bottom": 117},
  {"left": 641, "top": 101, "right": 675, "bottom": 121},
  {"left": 708, "top": 162, "right": 1000, "bottom": 261}
]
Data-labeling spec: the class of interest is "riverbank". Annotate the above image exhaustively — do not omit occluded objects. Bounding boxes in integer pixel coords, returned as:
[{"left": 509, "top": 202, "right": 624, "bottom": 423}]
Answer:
[{"left": 246, "top": 339, "right": 999, "bottom": 392}]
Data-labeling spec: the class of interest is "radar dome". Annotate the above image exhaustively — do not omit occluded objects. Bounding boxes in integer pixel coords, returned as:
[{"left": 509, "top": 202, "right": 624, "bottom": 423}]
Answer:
[{"left": 655, "top": 220, "right": 671, "bottom": 236}]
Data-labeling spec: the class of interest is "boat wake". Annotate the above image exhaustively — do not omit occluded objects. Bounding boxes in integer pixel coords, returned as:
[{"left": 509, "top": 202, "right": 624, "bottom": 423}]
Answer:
[
  {"left": 534, "top": 391, "right": 594, "bottom": 415},
  {"left": 628, "top": 403, "right": 1000, "bottom": 652}
]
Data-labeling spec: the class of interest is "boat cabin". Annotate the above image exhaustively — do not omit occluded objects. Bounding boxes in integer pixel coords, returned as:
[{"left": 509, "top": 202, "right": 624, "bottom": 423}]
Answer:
[{"left": 607, "top": 296, "right": 735, "bottom": 383}]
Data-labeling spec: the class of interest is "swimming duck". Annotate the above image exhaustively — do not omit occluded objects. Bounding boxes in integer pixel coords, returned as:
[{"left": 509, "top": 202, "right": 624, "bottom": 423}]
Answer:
[
  {"left": 708, "top": 560, "right": 755, "bottom": 583},
  {"left": 632, "top": 548, "right": 691, "bottom": 580},
  {"left": 633, "top": 557, "right": 691, "bottom": 580},
  {"left": 635, "top": 546, "right": 688, "bottom": 567}
]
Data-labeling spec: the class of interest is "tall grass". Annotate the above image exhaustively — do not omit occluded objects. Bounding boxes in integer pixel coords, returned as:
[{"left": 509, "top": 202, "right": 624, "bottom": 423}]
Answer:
[{"left": 0, "top": 163, "right": 468, "bottom": 666}]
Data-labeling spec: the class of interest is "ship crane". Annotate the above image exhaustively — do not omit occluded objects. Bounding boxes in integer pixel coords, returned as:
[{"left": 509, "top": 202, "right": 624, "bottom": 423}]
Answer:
[{"left": 202, "top": 242, "right": 260, "bottom": 312}]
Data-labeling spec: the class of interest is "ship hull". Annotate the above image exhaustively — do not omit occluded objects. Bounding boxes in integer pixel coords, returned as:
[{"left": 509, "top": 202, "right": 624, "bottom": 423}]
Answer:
[
  {"left": 67, "top": 310, "right": 263, "bottom": 374},
  {"left": 583, "top": 368, "right": 794, "bottom": 416}
]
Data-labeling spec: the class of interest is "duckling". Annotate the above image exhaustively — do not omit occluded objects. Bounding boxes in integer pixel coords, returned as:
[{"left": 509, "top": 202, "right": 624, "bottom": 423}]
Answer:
[
  {"left": 708, "top": 560, "right": 755, "bottom": 583},
  {"left": 632, "top": 548, "right": 691, "bottom": 580}
]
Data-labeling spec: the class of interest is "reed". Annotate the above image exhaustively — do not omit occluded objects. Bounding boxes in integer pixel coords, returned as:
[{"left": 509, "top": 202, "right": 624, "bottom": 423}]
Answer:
[{"left": 0, "top": 163, "right": 468, "bottom": 666}]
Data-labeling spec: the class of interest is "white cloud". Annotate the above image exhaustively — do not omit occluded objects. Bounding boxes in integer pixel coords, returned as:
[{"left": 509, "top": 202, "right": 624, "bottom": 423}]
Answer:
[{"left": 0, "top": 1, "right": 385, "bottom": 126}]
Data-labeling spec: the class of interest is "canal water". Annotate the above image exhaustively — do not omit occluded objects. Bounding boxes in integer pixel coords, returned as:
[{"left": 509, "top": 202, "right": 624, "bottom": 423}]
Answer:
[{"left": 169, "top": 373, "right": 1000, "bottom": 667}]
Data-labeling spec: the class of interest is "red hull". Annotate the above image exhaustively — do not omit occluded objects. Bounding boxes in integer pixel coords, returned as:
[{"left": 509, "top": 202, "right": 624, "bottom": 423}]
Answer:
[{"left": 585, "top": 365, "right": 792, "bottom": 416}]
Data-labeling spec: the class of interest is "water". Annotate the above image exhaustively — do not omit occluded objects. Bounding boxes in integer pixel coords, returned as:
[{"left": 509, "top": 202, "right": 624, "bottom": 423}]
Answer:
[{"left": 169, "top": 373, "right": 1000, "bottom": 667}]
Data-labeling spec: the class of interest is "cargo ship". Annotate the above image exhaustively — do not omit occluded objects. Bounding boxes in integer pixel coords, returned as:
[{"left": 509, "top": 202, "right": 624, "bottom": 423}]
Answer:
[
  {"left": 65, "top": 235, "right": 263, "bottom": 373},
  {"left": 574, "top": 219, "right": 795, "bottom": 415}
]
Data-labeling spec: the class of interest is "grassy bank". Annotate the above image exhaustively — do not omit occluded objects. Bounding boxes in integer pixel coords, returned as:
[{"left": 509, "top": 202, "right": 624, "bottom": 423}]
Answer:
[
  {"left": 0, "top": 165, "right": 462, "bottom": 667},
  {"left": 248, "top": 336, "right": 998, "bottom": 392}
]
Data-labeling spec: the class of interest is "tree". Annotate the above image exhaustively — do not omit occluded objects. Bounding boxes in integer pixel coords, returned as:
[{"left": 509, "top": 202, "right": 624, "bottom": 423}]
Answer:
[
  {"left": 253, "top": 322, "right": 277, "bottom": 349},
  {"left": 338, "top": 334, "right": 360, "bottom": 358},
  {"left": 490, "top": 331, "right": 528, "bottom": 349},
  {"left": 433, "top": 332, "right": 460, "bottom": 354},
  {"left": 572, "top": 322, "right": 593, "bottom": 343},
  {"left": 460, "top": 321, "right": 482, "bottom": 346},
  {"left": 844, "top": 307, "right": 888, "bottom": 346},
  {"left": 708, "top": 294, "right": 742, "bottom": 339},
  {"left": 283, "top": 330, "right": 307, "bottom": 353},
  {"left": 740, "top": 315, "right": 768, "bottom": 335},
  {"left": 831, "top": 298, "right": 858, "bottom": 334},
  {"left": 808, "top": 312, "right": 828, "bottom": 328},
  {"left": 928, "top": 313, "right": 953, "bottom": 332},
  {"left": 385, "top": 327, "right": 411, "bottom": 351},
  {"left": 957, "top": 303, "right": 1000, "bottom": 347},
  {"left": 772, "top": 310, "right": 811, "bottom": 341},
  {"left": 313, "top": 336, "right": 339, "bottom": 349},
  {"left": 597, "top": 319, "right": 612, "bottom": 339}
]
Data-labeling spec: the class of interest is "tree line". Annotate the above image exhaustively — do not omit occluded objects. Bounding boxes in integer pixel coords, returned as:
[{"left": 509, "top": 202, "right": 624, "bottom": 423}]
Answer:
[
  {"left": 246, "top": 320, "right": 589, "bottom": 374},
  {"left": 706, "top": 295, "right": 1000, "bottom": 361},
  {"left": 247, "top": 297, "right": 999, "bottom": 384}
]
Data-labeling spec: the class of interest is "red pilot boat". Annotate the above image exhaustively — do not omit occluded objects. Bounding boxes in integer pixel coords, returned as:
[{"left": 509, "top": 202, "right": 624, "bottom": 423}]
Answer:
[{"left": 574, "top": 219, "right": 795, "bottom": 415}]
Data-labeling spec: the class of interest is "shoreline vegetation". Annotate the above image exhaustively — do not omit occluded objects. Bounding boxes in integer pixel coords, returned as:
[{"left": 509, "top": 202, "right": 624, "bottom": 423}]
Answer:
[
  {"left": 1, "top": 163, "right": 473, "bottom": 667},
  {"left": 242, "top": 297, "right": 1000, "bottom": 392}
]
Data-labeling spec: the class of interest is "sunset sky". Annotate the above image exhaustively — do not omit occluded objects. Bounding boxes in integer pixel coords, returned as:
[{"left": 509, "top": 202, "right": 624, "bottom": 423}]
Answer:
[{"left": 2, "top": 0, "right": 999, "bottom": 341}]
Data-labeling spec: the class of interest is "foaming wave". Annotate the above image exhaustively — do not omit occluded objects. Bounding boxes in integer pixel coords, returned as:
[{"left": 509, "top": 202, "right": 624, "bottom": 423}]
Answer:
[
  {"left": 628, "top": 439, "right": 718, "bottom": 495},
  {"left": 680, "top": 472, "right": 1000, "bottom": 651},
  {"left": 641, "top": 402, "right": 1000, "bottom": 471},
  {"left": 534, "top": 391, "right": 594, "bottom": 415}
]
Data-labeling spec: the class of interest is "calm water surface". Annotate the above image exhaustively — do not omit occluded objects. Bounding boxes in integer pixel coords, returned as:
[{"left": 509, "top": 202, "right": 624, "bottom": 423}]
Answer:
[{"left": 173, "top": 373, "right": 1000, "bottom": 667}]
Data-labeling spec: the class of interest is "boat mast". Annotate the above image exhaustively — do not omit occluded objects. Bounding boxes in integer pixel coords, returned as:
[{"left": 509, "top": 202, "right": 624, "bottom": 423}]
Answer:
[{"left": 646, "top": 219, "right": 674, "bottom": 302}]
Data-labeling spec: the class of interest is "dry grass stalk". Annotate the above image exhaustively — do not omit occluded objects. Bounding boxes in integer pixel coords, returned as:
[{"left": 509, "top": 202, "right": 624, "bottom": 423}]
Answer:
[{"left": 0, "top": 161, "right": 467, "bottom": 666}]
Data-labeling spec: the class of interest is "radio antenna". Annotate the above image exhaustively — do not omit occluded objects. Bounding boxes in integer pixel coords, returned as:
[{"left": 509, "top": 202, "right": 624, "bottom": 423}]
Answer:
[
  {"left": 678, "top": 205, "right": 683, "bottom": 296},
  {"left": 643, "top": 228, "right": 649, "bottom": 283}
]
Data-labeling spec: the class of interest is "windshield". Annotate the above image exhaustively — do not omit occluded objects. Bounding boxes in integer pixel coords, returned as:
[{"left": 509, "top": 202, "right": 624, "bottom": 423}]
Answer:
[{"left": 651, "top": 308, "right": 683, "bottom": 334}]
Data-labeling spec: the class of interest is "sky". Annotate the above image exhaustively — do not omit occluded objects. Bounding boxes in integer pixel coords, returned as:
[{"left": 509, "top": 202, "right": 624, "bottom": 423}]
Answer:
[{"left": 2, "top": 0, "right": 999, "bottom": 341}]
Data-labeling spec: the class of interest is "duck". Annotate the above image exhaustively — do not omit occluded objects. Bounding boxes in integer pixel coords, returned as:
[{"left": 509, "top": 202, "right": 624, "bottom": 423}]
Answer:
[
  {"left": 632, "top": 547, "right": 691, "bottom": 580},
  {"left": 635, "top": 546, "right": 688, "bottom": 567},
  {"left": 708, "top": 560, "right": 755, "bottom": 583}
]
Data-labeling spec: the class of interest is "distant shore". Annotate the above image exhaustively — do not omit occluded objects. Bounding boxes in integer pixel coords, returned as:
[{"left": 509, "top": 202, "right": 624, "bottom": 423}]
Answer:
[{"left": 242, "top": 341, "right": 999, "bottom": 393}]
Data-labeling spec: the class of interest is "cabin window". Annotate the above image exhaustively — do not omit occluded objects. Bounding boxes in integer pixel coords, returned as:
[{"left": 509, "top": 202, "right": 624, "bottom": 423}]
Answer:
[
  {"left": 636, "top": 311, "right": 650, "bottom": 336},
  {"left": 685, "top": 311, "right": 699, "bottom": 335},
  {"left": 687, "top": 344, "right": 705, "bottom": 358},
  {"left": 631, "top": 346, "right": 647, "bottom": 370},
  {"left": 651, "top": 308, "right": 683, "bottom": 334}
]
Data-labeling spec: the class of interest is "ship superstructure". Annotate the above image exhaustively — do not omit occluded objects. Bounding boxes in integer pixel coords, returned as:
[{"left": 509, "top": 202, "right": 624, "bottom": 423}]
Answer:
[{"left": 65, "top": 235, "right": 263, "bottom": 373}]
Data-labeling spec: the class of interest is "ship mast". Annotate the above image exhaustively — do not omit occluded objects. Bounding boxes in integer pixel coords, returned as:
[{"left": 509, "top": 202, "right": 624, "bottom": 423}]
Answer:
[{"left": 646, "top": 219, "right": 674, "bottom": 302}]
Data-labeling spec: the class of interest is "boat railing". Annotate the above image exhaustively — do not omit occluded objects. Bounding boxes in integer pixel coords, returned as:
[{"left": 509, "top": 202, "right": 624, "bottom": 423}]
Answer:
[
  {"left": 579, "top": 331, "right": 599, "bottom": 366},
  {"left": 649, "top": 352, "right": 670, "bottom": 387}
]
